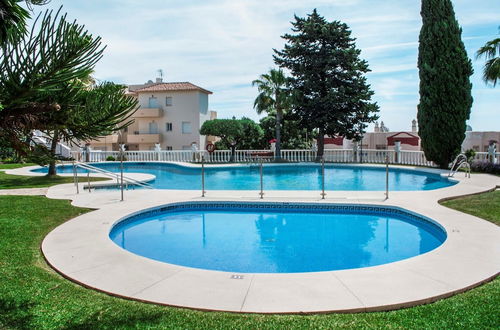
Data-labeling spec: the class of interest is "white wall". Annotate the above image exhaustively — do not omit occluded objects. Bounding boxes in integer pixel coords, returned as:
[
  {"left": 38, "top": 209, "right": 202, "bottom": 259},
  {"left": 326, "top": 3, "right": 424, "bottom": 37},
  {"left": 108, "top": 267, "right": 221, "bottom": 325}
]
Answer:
[{"left": 135, "top": 90, "right": 211, "bottom": 150}]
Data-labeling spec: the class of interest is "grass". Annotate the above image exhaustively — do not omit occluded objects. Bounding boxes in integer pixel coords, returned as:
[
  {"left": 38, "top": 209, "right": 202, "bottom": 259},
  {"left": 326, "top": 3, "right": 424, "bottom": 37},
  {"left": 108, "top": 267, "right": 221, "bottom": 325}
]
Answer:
[
  {"left": 0, "top": 172, "right": 107, "bottom": 190},
  {"left": 0, "top": 163, "right": 35, "bottom": 170},
  {"left": 0, "top": 195, "right": 498, "bottom": 329},
  {"left": 440, "top": 190, "right": 500, "bottom": 225}
]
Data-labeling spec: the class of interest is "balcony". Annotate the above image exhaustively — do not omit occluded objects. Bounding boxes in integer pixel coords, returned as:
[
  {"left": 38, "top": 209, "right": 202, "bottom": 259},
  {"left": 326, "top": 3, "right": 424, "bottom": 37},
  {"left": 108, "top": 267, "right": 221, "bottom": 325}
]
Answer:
[
  {"left": 132, "top": 108, "right": 162, "bottom": 118},
  {"left": 127, "top": 133, "right": 161, "bottom": 144},
  {"left": 90, "top": 134, "right": 119, "bottom": 144}
]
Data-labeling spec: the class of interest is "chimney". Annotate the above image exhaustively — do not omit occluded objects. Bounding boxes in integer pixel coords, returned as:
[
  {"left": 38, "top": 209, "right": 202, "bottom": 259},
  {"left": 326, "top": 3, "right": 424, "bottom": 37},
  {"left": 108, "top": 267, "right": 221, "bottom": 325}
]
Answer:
[
  {"left": 156, "top": 77, "right": 163, "bottom": 83},
  {"left": 412, "top": 119, "right": 417, "bottom": 133}
]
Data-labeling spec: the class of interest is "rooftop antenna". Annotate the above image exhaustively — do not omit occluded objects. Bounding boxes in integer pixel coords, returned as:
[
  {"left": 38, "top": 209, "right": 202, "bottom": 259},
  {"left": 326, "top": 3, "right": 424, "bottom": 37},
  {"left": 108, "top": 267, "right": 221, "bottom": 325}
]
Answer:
[{"left": 156, "top": 69, "right": 164, "bottom": 83}]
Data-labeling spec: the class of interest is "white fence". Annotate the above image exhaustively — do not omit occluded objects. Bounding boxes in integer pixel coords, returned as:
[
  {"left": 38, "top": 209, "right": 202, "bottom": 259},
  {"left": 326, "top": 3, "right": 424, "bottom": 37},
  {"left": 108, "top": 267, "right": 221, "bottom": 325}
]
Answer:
[
  {"left": 70, "top": 149, "right": 499, "bottom": 167},
  {"left": 474, "top": 152, "right": 500, "bottom": 164}
]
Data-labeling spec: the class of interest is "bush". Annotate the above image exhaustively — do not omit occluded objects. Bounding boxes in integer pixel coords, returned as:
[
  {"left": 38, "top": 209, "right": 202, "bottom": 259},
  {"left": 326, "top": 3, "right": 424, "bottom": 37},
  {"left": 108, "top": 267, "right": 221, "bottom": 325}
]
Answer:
[
  {"left": 106, "top": 156, "right": 116, "bottom": 161},
  {"left": 471, "top": 160, "right": 500, "bottom": 175},
  {"left": 464, "top": 149, "right": 476, "bottom": 163}
]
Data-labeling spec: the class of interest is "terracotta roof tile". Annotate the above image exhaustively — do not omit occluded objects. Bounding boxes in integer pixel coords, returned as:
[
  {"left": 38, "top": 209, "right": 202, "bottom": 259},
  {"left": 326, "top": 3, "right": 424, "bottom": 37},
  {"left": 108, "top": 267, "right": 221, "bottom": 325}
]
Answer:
[{"left": 134, "top": 82, "right": 212, "bottom": 94}]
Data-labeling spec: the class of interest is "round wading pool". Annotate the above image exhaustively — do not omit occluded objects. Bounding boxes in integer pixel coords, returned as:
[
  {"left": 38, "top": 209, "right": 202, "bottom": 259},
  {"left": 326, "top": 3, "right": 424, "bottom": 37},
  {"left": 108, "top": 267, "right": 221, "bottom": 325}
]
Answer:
[{"left": 110, "top": 202, "right": 446, "bottom": 273}]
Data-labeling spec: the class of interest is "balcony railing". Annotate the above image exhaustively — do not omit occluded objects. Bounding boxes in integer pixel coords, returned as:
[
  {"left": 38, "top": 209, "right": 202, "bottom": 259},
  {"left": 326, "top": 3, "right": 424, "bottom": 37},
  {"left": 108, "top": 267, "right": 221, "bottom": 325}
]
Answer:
[
  {"left": 126, "top": 133, "right": 161, "bottom": 144},
  {"left": 90, "top": 135, "right": 119, "bottom": 144},
  {"left": 132, "top": 108, "right": 162, "bottom": 118}
]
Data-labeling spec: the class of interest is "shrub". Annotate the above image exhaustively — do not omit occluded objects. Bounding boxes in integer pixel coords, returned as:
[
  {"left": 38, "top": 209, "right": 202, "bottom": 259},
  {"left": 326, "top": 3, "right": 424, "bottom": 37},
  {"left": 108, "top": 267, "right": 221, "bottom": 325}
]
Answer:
[
  {"left": 106, "top": 156, "right": 116, "bottom": 161},
  {"left": 464, "top": 149, "right": 476, "bottom": 163},
  {"left": 471, "top": 160, "right": 500, "bottom": 175}
]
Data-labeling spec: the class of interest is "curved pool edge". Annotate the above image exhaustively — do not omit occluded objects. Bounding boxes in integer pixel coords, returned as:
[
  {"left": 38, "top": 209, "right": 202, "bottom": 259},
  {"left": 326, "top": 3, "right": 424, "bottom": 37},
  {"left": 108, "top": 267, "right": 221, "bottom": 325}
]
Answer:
[
  {"left": 26, "top": 161, "right": 457, "bottom": 191},
  {"left": 40, "top": 180, "right": 500, "bottom": 313},
  {"left": 108, "top": 201, "right": 448, "bottom": 274}
]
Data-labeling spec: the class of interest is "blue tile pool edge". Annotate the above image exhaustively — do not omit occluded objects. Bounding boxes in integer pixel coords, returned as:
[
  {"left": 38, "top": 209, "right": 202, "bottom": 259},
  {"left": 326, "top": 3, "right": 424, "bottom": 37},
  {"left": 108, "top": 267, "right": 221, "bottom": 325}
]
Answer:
[{"left": 110, "top": 201, "right": 448, "bottom": 244}]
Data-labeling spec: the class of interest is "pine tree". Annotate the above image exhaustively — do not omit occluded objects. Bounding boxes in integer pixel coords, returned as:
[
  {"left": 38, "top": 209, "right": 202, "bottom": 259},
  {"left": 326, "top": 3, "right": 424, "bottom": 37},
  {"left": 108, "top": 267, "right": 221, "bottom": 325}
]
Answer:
[
  {"left": 274, "top": 9, "right": 379, "bottom": 159},
  {"left": 417, "top": 0, "right": 473, "bottom": 169}
]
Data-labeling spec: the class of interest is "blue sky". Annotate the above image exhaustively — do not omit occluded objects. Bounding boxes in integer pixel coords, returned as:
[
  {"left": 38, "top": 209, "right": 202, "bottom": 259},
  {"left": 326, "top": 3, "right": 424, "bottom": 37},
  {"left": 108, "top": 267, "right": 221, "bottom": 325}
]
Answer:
[{"left": 33, "top": 0, "right": 499, "bottom": 131}]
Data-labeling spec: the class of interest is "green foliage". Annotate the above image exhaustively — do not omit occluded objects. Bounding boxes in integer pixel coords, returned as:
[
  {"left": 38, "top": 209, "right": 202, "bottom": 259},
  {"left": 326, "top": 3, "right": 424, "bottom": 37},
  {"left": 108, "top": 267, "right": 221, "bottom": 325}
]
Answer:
[
  {"left": 106, "top": 155, "right": 116, "bottom": 161},
  {"left": 476, "top": 36, "right": 500, "bottom": 86},
  {"left": 417, "top": 0, "right": 473, "bottom": 169},
  {"left": 200, "top": 118, "right": 264, "bottom": 150},
  {"left": 45, "top": 81, "right": 137, "bottom": 143},
  {"left": 274, "top": 9, "right": 379, "bottom": 157},
  {"left": 0, "top": 195, "right": 499, "bottom": 328},
  {"left": 0, "top": 0, "right": 30, "bottom": 44},
  {"left": 0, "top": 135, "right": 17, "bottom": 161},
  {"left": 260, "top": 113, "right": 313, "bottom": 149},
  {"left": 252, "top": 68, "right": 291, "bottom": 158},
  {"left": 0, "top": 7, "right": 138, "bottom": 174},
  {"left": 464, "top": 148, "right": 476, "bottom": 163}
]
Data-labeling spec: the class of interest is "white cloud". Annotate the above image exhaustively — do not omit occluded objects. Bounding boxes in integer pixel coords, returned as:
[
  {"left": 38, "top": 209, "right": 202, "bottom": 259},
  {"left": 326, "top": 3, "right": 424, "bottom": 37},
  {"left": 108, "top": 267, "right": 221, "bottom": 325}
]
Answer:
[{"left": 31, "top": 0, "right": 500, "bottom": 130}]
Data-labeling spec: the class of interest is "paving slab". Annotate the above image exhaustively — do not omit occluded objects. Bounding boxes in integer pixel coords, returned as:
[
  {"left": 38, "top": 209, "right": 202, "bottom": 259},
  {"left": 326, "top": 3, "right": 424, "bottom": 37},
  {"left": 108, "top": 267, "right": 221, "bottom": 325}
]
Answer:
[{"left": 6, "top": 163, "right": 498, "bottom": 313}]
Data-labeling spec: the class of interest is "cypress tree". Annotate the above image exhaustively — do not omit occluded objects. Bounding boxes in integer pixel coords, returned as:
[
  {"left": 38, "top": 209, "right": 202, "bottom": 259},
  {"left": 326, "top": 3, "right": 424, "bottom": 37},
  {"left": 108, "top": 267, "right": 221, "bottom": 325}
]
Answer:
[{"left": 417, "top": 0, "right": 473, "bottom": 169}]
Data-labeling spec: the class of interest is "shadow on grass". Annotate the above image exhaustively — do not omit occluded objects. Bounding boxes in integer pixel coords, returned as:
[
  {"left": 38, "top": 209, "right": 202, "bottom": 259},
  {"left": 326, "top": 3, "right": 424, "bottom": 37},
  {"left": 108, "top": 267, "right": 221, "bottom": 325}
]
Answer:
[{"left": 0, "top": 173, "right": 106, "bottom": 190}]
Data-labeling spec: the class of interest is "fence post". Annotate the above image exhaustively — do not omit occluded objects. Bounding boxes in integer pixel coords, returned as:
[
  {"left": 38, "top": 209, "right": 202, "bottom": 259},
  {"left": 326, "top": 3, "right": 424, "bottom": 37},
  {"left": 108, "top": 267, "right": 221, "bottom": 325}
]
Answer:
[
  {"left": 201, "top": 156, "right": 206, "bottom": 197},
  {"left": 120, "top": 145, "right": 124, "bottom": 201},
  {"left": 72, "top": 160, "right": 79, "bottom": 194},
  {"left": 385, "top": 155, "right": 389, "bottom": 200},
  {"left": 87, "top": 172, "right": 91, "bottom": 193},
  {"left": 259, "top": 157, "right": 264, "bottom": 199},
  {"left": 394, "top": 141, "right": 401, "bottom": 164},
  {"left": 321, "top": 156, "right": 326, "bottom": 199}
]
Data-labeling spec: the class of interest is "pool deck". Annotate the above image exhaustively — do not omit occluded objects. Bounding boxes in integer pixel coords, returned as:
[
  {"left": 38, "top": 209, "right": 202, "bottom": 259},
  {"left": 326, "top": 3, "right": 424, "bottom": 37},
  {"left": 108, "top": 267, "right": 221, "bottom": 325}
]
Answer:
[{"left": 7, "top": 163, "right": 500, "bottom": 313}]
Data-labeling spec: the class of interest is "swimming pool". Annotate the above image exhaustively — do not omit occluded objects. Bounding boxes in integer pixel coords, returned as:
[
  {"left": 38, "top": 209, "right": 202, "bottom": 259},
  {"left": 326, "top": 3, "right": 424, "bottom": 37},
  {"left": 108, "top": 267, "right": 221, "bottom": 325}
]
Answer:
[
  {"left": 109, "top": 202, "right": 446, "bottom": 273},
  {"left": 33, "top": 162, "right": 456, "bottom": 191}
]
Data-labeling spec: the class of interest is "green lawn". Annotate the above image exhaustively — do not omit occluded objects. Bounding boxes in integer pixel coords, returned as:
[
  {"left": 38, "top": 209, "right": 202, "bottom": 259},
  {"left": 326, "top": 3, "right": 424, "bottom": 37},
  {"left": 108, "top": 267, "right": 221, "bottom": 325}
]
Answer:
[
  {"left": 441, "top": 190, "right": 500, "bottom": 225},
  {"left": 0, "top": 195, "right": 498, "bottom": 329},
  {"left": 0, "top": 171, "right": 107, "bottom": 190},
  {"left": 0, "top": 163, "right": 35, "bottom": 170}
]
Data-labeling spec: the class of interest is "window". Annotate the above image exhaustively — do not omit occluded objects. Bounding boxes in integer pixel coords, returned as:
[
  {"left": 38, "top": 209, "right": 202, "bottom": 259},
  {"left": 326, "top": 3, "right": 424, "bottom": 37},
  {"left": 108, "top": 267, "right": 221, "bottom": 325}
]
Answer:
[
  {"left": 148, "top": 96, "right": 158, "bottom": 108},
  {"left": 166, "top": 97, "right": 173, "bottom": 106},
  {"left": 148, "top": 121, "right": 158, "bottom": 134},
  {"left": 182, "top": 121, "right": 192, "bottom": 134},
  {"left": 472, "top": 145, "right": 480, "bottom": 151},
  {"left": 165, "top": 122, "right": 173, "bottom": 132},
  {"left": 376, "top": 144, "right": 387, "bottom": 150},
  {"left": 166, "top": 146, "right": 173, "bottom": 150}
]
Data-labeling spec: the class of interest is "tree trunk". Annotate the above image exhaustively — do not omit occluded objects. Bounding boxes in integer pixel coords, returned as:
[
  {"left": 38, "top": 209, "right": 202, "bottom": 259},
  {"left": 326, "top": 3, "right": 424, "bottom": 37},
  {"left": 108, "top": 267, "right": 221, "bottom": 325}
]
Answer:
[
  {"left": 316, "top": 128, "right": 325, "bottom": 161},
  {"left": 275, "top": 108, "right": 282, "bottom": 161},
  {"left": 230, "top": 145, "right": 236, "bottom": 162},
  {"left": 47, "top": 130, "right": 59, "bottom": 176}
]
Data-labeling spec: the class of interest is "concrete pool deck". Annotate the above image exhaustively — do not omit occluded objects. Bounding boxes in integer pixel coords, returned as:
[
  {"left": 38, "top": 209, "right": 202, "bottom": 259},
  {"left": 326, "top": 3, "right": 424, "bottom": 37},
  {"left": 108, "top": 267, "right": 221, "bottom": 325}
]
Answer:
[{"left": 7, "top": 163, "right": 500, "bottom": 313}]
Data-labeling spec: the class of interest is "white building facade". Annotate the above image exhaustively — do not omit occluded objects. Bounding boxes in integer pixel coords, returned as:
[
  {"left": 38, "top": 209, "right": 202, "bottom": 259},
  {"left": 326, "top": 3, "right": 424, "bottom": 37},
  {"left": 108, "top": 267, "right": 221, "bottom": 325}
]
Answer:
[{"left": 89, "top": 79, "right": 216, "bottom": 151}]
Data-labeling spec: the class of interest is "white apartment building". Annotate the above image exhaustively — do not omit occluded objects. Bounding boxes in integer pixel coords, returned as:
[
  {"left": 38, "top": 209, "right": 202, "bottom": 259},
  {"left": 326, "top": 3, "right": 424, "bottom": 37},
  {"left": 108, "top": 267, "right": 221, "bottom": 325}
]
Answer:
[{"left": 90, "top": 78, "right": 216, "bottom": 151}]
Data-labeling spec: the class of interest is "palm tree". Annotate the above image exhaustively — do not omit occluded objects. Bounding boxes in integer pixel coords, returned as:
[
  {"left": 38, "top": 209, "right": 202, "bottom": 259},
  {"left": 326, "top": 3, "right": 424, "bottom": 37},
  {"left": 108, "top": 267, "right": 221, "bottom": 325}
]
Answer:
[
  {"left": 252, "top": 68, "right": 290, "bottom": 160},
  {"left": 476, "top": 36, "right": 500, "bottom": 86}
]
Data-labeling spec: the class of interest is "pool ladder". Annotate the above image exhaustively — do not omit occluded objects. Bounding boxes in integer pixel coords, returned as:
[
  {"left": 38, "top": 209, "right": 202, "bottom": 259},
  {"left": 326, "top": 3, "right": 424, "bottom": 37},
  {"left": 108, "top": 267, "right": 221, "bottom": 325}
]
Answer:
[
  {"left": 448, "top": 154, "right": 471, "bottom": 178},
  {"left": 72, "top": 161, "right": 154, "bottom": 193}
]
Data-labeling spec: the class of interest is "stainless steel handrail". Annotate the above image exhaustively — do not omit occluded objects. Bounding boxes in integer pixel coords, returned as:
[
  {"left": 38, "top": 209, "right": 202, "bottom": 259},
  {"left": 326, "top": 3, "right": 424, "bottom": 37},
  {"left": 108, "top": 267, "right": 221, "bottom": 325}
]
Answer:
[{"left": 74, "top": 162, "right": 154, "bottom": 189}]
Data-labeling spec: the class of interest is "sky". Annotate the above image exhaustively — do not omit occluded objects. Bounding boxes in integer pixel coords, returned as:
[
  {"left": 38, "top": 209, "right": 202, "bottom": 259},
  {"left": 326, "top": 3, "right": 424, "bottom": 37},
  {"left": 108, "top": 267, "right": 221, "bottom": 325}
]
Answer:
[{"left": 31, "top": 0, "right": 499, "bottom": 131}]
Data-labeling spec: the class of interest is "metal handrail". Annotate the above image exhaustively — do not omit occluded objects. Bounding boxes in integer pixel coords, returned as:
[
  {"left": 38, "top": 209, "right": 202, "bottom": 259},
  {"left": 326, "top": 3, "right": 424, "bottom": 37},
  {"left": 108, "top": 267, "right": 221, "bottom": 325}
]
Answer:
[
  {"left": 74, "top": 162, "right": 154, "bottom": 189},
  {"left": 448, "top": 154, "right": 471, "bottom": 178}
]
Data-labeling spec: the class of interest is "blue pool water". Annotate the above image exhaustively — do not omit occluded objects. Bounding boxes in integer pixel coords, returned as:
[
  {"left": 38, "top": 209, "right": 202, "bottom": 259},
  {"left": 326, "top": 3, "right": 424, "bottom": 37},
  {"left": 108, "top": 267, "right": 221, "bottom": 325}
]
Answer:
[
  {"left": 33, "top": 162, "right": 455, "bottom": 191},
  {"left": 109, "top": 203, "right": 446, "bottom": 273}
]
